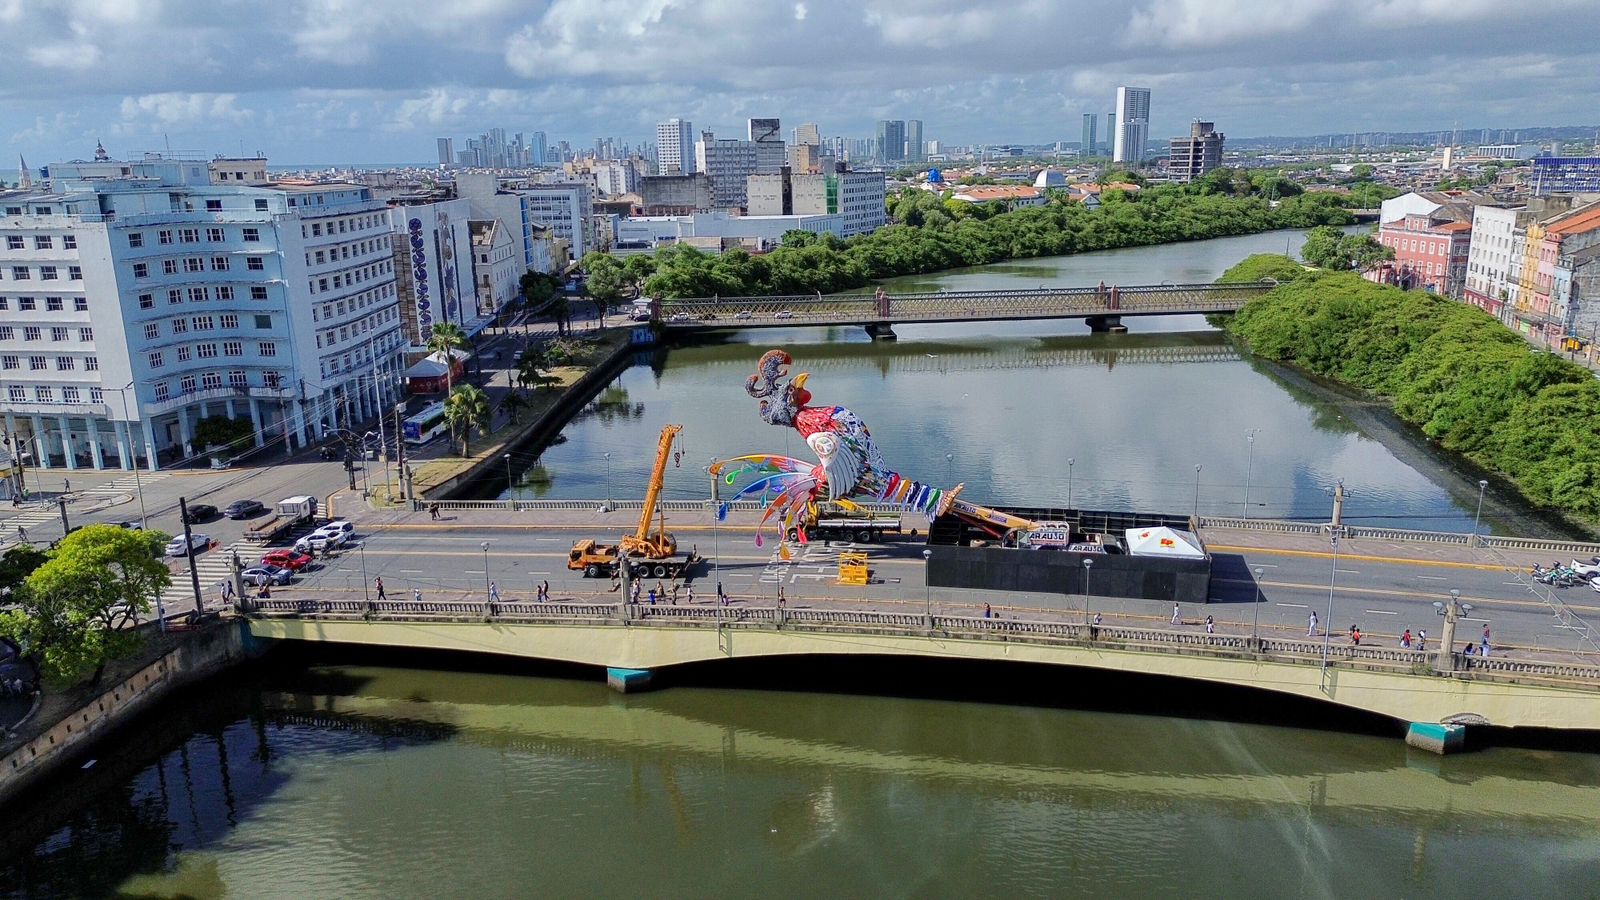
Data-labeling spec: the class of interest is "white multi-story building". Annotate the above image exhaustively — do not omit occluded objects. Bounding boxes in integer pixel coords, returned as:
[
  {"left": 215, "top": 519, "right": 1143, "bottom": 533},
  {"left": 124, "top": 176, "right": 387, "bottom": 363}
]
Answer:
[
  {"left": 695, "top": 134, "right": 759, "bottom": 210},
  {"left": 470, "top": 219, "right": 519, "bottom": 316},
  {"left": 792, "top": 123, "right": 820, "bottom": 147},
  {"left": 385, "top": 196, "right": 476, "bottom": 345},
  {"left": 656, "top": 119, "right": 695, "bottom": 175},
  {"left": 0, "top": 153, "right": 406, "bottom": 472},
  {"left": 1113, "top": 86, "right": 1152, "bottom": 164},
  {"left": 457, "top": 173, "right": 591, "bottom": 265},
  {"left": 1464, "top": 204, "right": 1525, "bottom": 321},
  {"left": 746, "top": 168, "right": 887, "bottom": 236}
]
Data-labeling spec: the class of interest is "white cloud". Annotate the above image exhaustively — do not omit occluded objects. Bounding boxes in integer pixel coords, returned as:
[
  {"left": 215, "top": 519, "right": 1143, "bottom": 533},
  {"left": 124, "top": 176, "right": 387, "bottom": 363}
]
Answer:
[
  {"left": 119, "top": 93, "right": 255, "bottom": 126},
  {"left": 28, "top": 40, "right": 102, "bottom": 70},
  {"left": 794, "top": 2, "right": 807, "bottom": 20}
]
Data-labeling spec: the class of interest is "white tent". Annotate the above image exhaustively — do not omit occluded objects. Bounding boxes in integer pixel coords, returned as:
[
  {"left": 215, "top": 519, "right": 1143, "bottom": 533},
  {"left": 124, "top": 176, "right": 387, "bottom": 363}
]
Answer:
[{"left": 1123, "top": 526, "right": 1206, "bottom": 559}]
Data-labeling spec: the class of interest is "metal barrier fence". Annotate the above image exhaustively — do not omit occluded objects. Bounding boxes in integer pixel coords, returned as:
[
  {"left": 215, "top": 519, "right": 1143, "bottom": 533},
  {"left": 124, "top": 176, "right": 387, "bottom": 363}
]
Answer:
[{"left": 251, "top": 600, "right": 1600, "bottom": 688}]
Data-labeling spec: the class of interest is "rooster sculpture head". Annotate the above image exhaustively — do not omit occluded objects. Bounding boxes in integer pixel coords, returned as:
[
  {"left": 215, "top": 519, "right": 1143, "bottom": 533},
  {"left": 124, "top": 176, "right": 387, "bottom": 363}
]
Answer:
[{"left": 745, "top": 349, "right": 811, "bottom": 426}]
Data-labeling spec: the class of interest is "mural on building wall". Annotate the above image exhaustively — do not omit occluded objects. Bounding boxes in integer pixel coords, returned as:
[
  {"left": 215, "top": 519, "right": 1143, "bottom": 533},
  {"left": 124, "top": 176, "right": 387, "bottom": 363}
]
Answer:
[
  {"left": 436, "top": 208, "right": 460, "bottom": 325},
  {"left": 408, "top": 217, "right": 433, "bottom": 342}
]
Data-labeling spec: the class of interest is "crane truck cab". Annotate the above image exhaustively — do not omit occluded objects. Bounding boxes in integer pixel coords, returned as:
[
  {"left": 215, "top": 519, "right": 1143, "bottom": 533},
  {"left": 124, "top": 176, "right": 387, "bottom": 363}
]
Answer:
[{"left": 568, "top": 424, "right": 701, "bottom": 579}]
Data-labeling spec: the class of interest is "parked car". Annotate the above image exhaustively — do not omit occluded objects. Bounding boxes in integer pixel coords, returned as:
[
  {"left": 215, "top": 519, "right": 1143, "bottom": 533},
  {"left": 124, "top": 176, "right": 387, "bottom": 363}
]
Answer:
[
  {"left": 669, "top": 313, "right": 691, "bottom": 322},
  {"left": 774, "top": 310, "right": 793, "bottom": 319},
  {"left": 240, "top": 565, "right": 294, "bottom": 587},
  {"left": 224, "top": 499, "right": 266, "bottom": 519},
  {"left": 165, "top": 533, "right": 210, "bottom": 557},
  {"left": 260, "top": 549, "right": 313, "bottom": 571},
  {"left": 115, "top": 521, "right": 144, "bottom": 530},
  {"left": 315, "top": 520, "right": 354, "bottom": 540},
  {"left": 735, "top": 310, "right": 753, "bottom": 320},
  {"left": 631, "top": 310, "right": 652, "bottom": 322},
  {"left": 183, "top": 503, "right": 218, "bottom": 524}
]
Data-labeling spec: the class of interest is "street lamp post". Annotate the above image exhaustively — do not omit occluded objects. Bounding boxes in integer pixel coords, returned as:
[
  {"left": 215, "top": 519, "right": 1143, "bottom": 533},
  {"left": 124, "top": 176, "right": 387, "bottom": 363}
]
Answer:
[
  {"left": 1067, "top": 457, "right": 1075, "bottom": 509},
  {"left": 1433, "top": 589, "right": 1474, "bottom": 672},
  {"left": 946, "top": 453, "right": 953, "bottom": 485},
  {"left": 1193, "top": 464, "right": 1203, "bottom": 521},
  {"left": 1252, "top": 565, "right": 1265, "bottom": 647},
  {"left": 481, "top": 541, "right": 491, "bottom": 601},
  {"left": 1322, "top": 532, "right": 1340, "bottom": 690},
  {"left": 1472, "top": 479, "right": 1489, "bottom": 544},
  {"left": 356, "top": 541, "right": 370, "bottom": 602},
  {"left": 504, "top": 452, "right": 514, "bottom": 499},
  {"left": 603, "top": 452, "right": 613, "bottom": 512},
  {"left": 922, "top": 549, "right": 933, "bottom": 628},
  {"left": 1243, "top": 429, "right": 1260, "bottom": 518},
  {"left": 112, "top": 383, "right": 149, "bottom": 528},
  {"left": 1082, "top": 557, "right": 1093, "bottom": 628}
]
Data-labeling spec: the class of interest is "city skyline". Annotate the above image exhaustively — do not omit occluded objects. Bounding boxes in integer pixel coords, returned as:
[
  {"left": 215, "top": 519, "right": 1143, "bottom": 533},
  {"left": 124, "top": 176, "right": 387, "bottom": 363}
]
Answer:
[{"left": 3, "top": 1, "right": 1597, "bottom": 164}]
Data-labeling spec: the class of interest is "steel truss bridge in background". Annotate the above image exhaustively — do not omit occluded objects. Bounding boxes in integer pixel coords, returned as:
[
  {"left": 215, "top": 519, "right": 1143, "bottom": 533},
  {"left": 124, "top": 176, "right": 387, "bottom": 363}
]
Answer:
[{"left": 658, "top": 281, "right": 1275, "bottom": 339}]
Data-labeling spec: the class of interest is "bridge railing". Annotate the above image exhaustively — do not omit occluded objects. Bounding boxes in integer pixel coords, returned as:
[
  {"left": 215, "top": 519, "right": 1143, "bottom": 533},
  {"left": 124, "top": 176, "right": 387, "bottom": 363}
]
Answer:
[{"left": 251, "top": 600, "right": 1600, "bottom": 688}]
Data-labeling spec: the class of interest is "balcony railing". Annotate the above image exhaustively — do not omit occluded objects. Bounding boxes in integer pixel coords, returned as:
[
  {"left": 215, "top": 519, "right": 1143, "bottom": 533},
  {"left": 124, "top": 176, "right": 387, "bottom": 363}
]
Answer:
[{"left": 141, "top": 384, "right": 293, "bottom": 416}]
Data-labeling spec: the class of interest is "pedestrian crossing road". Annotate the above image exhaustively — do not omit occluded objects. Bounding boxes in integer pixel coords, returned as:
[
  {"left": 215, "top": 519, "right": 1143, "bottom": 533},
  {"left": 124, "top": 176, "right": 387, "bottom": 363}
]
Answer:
[{"left": 0, "top": 473, "right": 171, "bottom": 543}]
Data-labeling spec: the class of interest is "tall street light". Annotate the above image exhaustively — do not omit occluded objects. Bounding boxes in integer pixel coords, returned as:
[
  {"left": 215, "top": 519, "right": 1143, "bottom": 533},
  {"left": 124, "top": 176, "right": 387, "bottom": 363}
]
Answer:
[
  {"left": 1322, "top": 532, "right": 1340, "bottom": 691},
  {"left": 1067, "top": 457, "right": 1075, "bottom": 509},
  {"left": 354, "top": 541, "right": 370, "bottom": 602},
  {"left": 504, "top": 452, "right": 514, "bottom": 499},
  {"left": 1193, "top": 464, "right": 1203, "bottom": 521},
  {"left": 112, "top": 382, "right": 149, "bottom": 529},
  {"left": 481, "top": 541, "right": 492, "bottom": 601},
  {"left": 922, "top": 548, "right": 933, "bottom": 627},
  {"left": 603, "top": 452, "right": 613, "bottom": 512},
  {"left": 1252, "top": 565, "right": 1265, "bottom": 646},
  {"left": 1472, "top": 479, "right": 1489, "bottom": 543},
  {"left": 1082, "top": 557, "right": 1094, "bottom": 628},
  {"left": 1243, "top": 429, "right": 1260, "bottom": 518},
  {"left": 945, "top": 453, "right": 953, "bottom": 485}
]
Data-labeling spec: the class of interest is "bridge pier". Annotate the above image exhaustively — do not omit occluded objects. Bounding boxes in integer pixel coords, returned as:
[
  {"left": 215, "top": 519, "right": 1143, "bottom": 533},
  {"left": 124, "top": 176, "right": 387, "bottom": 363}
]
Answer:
[
  {"left": 1404, "top": 722, "right": 1467, "bottom": 755},
  {"left": 1085, "top": 315, "right": 1127, "bottom": 333},
  {"left": 864, "top": 322, "right": 898, "bottom": 341},
  {"left": 606, "top": 667, "right": 655, "bottom": 693}
]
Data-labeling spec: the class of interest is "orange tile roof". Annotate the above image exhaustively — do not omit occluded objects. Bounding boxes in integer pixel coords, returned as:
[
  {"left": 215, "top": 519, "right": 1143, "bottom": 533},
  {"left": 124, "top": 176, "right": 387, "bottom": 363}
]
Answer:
[
  {"left": 1547, "top": 203, "right": 1600, "bottom": 237},
  {"left": 1438, "top": 221, "right": 1473, "bottom": 233},
  {"left": 955, "top": 186, "right": 1042, "bottom": 200}
]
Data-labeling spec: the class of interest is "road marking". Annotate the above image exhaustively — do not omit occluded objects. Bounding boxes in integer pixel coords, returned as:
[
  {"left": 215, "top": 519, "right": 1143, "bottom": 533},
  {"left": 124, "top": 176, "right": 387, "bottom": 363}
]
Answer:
[
  {"left": 1276, "top": 602, "right": 1309, "bottom": 609},
  {"left": 1335, "top": 570, "right": 1360, "bottom": 575},
  {"left": 527, "top": 571, "right": 550, "bottom": 575},
  {"left": 1209, "top": 543, "right": 1508, "bottom": 572},
  {"left": 1364, "top": 609, "right": 1398, "bottom": 616},
  {"left": 1416, "top": 575, "right": 1449, "bottom": 581},
  {"left": 399, "top": 569, "right": 424, "bottom": 573}
]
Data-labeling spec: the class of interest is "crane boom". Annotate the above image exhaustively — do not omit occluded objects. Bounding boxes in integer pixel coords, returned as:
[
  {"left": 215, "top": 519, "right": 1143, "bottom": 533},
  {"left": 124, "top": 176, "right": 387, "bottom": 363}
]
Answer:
[{"left": 620, "top": 424, "right": 681, "bottom": 557}]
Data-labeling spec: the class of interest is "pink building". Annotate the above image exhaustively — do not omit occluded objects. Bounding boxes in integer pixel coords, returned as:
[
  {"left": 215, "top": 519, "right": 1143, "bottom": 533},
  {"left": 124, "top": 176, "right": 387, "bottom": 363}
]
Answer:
[{"left": 1368, "top": 191, "right": 1490, "bottom": 296}]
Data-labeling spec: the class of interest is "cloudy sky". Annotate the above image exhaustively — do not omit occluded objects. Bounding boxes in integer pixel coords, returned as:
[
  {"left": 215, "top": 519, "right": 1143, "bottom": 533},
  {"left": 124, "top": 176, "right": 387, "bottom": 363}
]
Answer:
[{"left": 3, "top": 0, "right": 1596, "bottom": 166}]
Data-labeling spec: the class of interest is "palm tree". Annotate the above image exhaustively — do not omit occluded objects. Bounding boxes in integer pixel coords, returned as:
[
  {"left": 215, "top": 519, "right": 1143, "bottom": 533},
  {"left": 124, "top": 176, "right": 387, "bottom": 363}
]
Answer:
[
  {"left": 443, "top": 384, "right": 491, "bottom": 456},
  {"left": 516, "top": 346, "right": 547, "bottom": 394},
  {"left": 498, "top": 391, "right": 528, "bottom": 425},
  {"left": 426, "top": 322, "right": 468, "bottom": 395}
]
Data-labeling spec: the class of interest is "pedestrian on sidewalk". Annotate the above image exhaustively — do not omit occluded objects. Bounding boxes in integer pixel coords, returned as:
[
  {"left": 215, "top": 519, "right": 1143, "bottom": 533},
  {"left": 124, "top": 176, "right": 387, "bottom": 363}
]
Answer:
[
  {"left": 542, "top": 580, "right": 550, "bottom": 602},
  {"left": 632, "top": 581, "right": 642, "bottom": 604},
  {"left": 1481, "top": 624, "right": 1491, "bottom": 656},
  {"left": 717, "top": 581, "right": 727, "bottom": 605},
  {"left": 16, "top": 525, "right": 26, "bottom": 543},
  {"left": 1204, "top": 615, "right": 1214, "bottom": 634},
  {"left": 220, "top": 580, "right": 234, "bottom": 604},
  {"left": 1400, "top": 629, "right": 1412, "bottom": 649},
  {"left": 413, "top": 587, "right": 423, "bottom": 602},
  {"left": 686, "top": 585, "right": 695, "bottom": 605},
  {"left": 1417, "top": 629, "right": 1427, "bottom": 652},
  {"left": 1171, "top": 604, "right": 1181, "bottom": 625},
  {"left": 671, "top": 584, "right": 679, "bottom": 605},
  {"left": 647, "top": 588, "right": 657, "bottom": 605},
  {"left": 1350, "top": 625, "right": 1362, "bottom": 646},
  {"left": 375, "top": 576, "right": 387, "bottom": 601},
  {"left": 429, "top": 503, "right": 440, "bottom": 521},
  {"left": 983, "top": 603, "right": 992, "bottom": 619},
  {"left": 1307, "top": 610, "right": 1318, "bottom": 636},
  {"left": 489, "top": 581, "right": 501, "bottom": 603}
]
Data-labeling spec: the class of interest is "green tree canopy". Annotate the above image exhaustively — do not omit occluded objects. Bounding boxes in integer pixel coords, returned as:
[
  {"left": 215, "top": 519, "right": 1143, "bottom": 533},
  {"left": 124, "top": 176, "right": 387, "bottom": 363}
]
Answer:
[
  {"left": 425, "top": 322, "right": 468, "bottom": 394},
  {"left": 443, "top": 384, "right": 492, "bottom": 456},
  {"left": 1218, "top": 254, "right": 1306, "bottom": 284},
  {"left": 0, "top": 525, "right": 171, "bottom": 684},
  {"left": 1300, "top": 226, "right": 1393, "bottom": 272}
]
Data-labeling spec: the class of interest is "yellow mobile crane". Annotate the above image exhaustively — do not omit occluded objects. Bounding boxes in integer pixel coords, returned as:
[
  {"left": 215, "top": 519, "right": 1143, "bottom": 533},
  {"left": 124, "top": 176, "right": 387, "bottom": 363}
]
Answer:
[{"left": 569, "top": 425, "right": 700, "bottom": 578}]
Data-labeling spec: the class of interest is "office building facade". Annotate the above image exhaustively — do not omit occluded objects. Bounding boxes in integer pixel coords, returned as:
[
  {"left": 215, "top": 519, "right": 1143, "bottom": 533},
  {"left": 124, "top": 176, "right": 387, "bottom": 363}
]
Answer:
[
  {"left": 1113, "top": 87, "right": 1151, "bottom": 164},
  {"left": 436, "top": 138, "right": 454, "bottom": 167},
  {"left": 748, "top": 118, "right": 786, "bottom": 174},
  {"left": 1081, "top": 114, "right": 1097, "bottom": 156},
  {"left": 876, "top": 120, "right": 906, "bottom": 165},
  {"left": 695, "top": 134, "right": 759, "bottom": 210},
  {"left": 656, "top": 119, "right": 696, "bottom": 175},
  {"left": 906, "top": 120, "right": 924, "bottom": 162},
  {"left": 745, "top": 167, "right": 887, "bottom": 236},
  {"left": 1168, "top": 121, "right": 1225, "bottom": 181}
]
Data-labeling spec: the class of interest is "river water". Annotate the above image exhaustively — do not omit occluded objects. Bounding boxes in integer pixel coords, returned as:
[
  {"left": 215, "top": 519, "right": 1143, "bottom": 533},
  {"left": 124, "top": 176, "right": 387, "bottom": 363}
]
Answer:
[
  {"left": 5, "top": 658, "right": 1600, "bottom": 899},
  {"left": 500, "top": 228, "right": 1530, "bottom": 534}
]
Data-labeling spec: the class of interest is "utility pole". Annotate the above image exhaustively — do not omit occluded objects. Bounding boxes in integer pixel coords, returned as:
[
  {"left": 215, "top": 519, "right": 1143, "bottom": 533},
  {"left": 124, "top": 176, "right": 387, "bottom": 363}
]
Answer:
[
  {"left": 395, "top": 405, "right": 409, "bottom": 502},
  {"left": 373, "top": 366, "right": 392, "bottom": 501},
  {"left": 57, "top": 497, "right": 69, "bottom": 536},
  {"left": 177, "top": 496, "right": 205, "bottom": 614}
]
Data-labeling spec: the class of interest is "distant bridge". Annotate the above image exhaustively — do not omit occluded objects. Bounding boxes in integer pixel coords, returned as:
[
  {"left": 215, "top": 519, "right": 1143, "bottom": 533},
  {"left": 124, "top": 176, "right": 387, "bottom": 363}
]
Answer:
[
  {"left": 684, "top": 339, "right": 1242, "bottom": 376},
  {"left": 658, "top": 281, "right": 1274, "bottom": 339}
]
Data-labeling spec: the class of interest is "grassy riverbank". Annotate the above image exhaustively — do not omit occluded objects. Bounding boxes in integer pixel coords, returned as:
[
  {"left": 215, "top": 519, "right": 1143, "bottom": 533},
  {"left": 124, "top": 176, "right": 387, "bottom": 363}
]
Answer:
[
  {"left": 1223, "top": 255, "right": 1600, "bottom": 526},
  {"left": 645, "top": 183, "right": 1357, "bottom": 298}
]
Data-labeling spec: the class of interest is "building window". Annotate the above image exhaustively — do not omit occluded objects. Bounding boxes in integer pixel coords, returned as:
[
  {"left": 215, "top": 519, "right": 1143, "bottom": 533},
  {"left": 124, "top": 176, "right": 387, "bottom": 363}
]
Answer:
[
  {"left": 211, "top": 256, "right": 230, "bottom": 271},
  {"left": 23, "top": 326, "right": 40, "bottom": 341},
  {"left": 73, "top": 297, "right": 87, "bottom": 311},
  {"left": 246, "top": 257, "right": 264, "bottom": 271},
  {"left": 171, "top": 318, "right": 188, "bottom": 333},
  {"left": 242, "top": 227, "right": 260, "bottom": 241},
  {"left": 207, "top": 227, "right": 224, "bottom": 242},
  {"left": 176, "top": 346, "right": 191, "bottom": 361},
  {"left": 34, "top": 236, "right": 52, "bottom": 250},
  {"left": 29, "top": 355, "right": 46, "bottom": 370},
  {"left": 63, "top": 235, "right": 76, "bottom": 250},
  {"left": 197, "top": 342, "right": 218, "bottom": 358},
  {"left": 143, "top": 322, "right": 160, "bottom": 340},
  {"left": 254, "top": 199, "right": 268, "bottom": 211},
  {"left": 153, "top": 382, "right": 169, "bottom": 401},
  {"left": 0, "top": 355, "right": 14, "bottom": 369},
  {"left": 206, "top": 200, "right": 222, "bottom": 212},
  {"left": 180, "top": 228, "right": 199, "bottom": 243},
  {"left": 250, "top": 286, "right": 268, "bottom": 301},
  {"left": 19, "top": 297, "right": 35, "bottom": 310},
  {"left": 50, "top": 327, "right": 67, "bottom": 341},
  {"left": 55, "top": 356, "right": 74, "bottom": 370},
  {"left": 79, "top": 327, "right": 92, "bottom": 341},
  {"left": 45, "top": 297, "right": 63, "bottom": 311},
  {"left": 164, "top": 260, "right": 179, "bottom": 275},
  {"left": 0, "top": 326, "right": 10, "bottom": 340},
  {"left": 193, "top": 315, "right": 214, "bottom": 330},
  {"left": 223, "top": 340, "right": 242, "bottom": 356},
  {"left": 229, "top": 370, "right": 247, "bottom": 388},
  {"left": 202, "top": 372, "right": 222, "bottom": 390},
  {"left": 184, "top": 257, "right": 204, "bottom": 273},
  {"left": 220, "top": 313, "right": 238, "bottom": 329},
  {"left": 217, "top": 286, "right": 234, "bottom": 301},
  {"left": 62, "top": 387, "right": 80, "bottom": 404},
  {"left": 13, "top": 266, "right": 31, "bottom": 280},
  {"left": 33, "top": 386, "right": 52, "bottom": 402},
  {"left": 6, "top": 386, "right": 21, "bottom": 402},
  {"left": 159, "top": 230, "right": 173, "bottom": 245},
  {"left": 0, "top": 297, "right": 6, "bottom": 310},
  {"left": 258, "top": 341, "right": 276, "bottom": 357},
  {"left": 89, "top": 387, "right": 102, "bottom": 402},
  {"left": 180, "top": 374, "right": 196, "bottom": 393},
  {"left": 4, "top": 237, "right": 21, "bottom": 250},
  {"left": 168, "top": 289, "right": 183, "bottom": 305},
  {"left": 39, "top": 266, "right": 56, "bottom": 281},
  {"left": 254, "top": 314, "right": 271, "bottom": 329},
  {"left": 85, "top": 355, "right": 98, "bottom": 371}
]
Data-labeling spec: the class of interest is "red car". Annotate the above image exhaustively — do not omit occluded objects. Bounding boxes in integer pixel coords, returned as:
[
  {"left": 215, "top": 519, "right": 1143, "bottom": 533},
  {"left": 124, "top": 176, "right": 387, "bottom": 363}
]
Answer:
[{"left": 261, "top": 549, "right": 313, "bottom": 571}]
